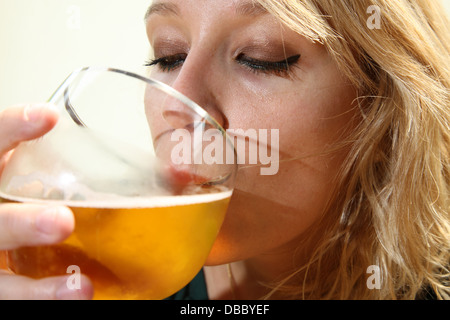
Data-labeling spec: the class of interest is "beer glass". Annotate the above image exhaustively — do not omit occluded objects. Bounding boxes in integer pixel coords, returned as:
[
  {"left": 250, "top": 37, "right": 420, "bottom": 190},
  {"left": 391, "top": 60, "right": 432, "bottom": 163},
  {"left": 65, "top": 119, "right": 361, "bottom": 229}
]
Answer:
[{"left": 0, "top": 67, "right": 237, "bottom": 300}]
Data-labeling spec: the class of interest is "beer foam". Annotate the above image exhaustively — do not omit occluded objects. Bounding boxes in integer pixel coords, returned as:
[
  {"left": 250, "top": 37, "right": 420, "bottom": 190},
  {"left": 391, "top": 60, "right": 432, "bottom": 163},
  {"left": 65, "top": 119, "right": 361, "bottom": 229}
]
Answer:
[{"left": 0, "top": 189, "right": 232, "bottom": 209}]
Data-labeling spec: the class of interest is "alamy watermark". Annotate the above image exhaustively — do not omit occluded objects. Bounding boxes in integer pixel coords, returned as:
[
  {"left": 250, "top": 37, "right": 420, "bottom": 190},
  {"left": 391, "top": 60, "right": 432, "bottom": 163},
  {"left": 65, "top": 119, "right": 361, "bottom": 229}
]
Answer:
[
  {"left": 170, "top": 126, "right": 280, "bottom": 176},
  {"left": 66, "top": 4, "right": 81, "bottom": 30},
  {"left": 367, "top": 5, "right": 382, "bottom": 30},
  {"left": 366, "top": 265, "right": 381, "bottom": 290},
  {"left": 66, "top": 265, "right": 81, "bottom": 290}
]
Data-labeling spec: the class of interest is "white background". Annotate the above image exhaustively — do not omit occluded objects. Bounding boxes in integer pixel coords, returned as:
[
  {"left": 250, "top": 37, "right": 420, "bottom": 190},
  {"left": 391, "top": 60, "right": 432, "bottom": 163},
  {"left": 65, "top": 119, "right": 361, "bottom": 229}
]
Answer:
[
  {"left": 0, "top": 0, "right": 150, "bottom": 108},
  {"left": 0, "top": 0, "right": 449, "bottom": 108}
]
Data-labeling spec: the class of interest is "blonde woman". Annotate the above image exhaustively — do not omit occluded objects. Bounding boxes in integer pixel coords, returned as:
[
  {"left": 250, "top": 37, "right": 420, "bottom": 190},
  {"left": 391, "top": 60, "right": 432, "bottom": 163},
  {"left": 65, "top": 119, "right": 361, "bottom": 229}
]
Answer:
[{"left": 0, "top": 0, "right": 448, "bottom": 300}]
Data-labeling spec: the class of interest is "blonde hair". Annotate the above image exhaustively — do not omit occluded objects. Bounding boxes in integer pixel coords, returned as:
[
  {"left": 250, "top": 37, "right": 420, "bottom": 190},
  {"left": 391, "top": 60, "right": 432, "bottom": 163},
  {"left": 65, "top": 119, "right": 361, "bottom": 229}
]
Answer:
[{"left": 256, "top": 0, "right": 450, "bottom": 299}]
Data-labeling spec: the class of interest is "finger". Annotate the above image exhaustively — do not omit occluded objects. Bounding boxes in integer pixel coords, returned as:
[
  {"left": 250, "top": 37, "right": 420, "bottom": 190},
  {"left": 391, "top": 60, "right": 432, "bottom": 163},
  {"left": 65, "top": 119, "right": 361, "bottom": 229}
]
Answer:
[
  {"left": 0, "top": 104, "right": 59, "bottom": 156},
  {"left": 0, "top": 271, "right": 94, "bottom": 300},
  {"left": 0, "top": 203, "right": 74, "bottom": 250}
]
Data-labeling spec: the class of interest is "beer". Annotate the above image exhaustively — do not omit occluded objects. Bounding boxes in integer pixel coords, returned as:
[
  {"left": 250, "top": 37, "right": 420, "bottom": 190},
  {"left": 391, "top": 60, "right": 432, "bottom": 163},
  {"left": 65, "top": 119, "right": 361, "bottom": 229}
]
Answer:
[{"left": 2, "top": 190, "right": 231, "bottom": 300}]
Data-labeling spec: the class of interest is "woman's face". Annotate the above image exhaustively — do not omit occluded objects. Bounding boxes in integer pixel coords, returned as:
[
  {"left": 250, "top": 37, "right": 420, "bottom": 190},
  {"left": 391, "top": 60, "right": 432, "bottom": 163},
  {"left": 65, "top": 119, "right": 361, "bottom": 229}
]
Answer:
[{"left": 145, "top": 0, "right": 357, "bottom": 265}]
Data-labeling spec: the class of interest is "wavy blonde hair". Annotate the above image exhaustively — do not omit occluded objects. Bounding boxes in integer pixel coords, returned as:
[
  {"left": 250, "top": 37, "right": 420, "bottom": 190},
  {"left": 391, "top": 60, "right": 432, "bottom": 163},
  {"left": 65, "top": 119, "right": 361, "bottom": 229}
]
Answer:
[{"left": 256, "top": 0, "right": 450, "bottom": 299}]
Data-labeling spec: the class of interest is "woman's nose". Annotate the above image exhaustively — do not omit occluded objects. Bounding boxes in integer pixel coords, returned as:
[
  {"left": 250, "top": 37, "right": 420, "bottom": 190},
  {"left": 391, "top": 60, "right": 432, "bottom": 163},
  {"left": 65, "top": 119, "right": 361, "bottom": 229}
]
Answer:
[{"left": 162, "top": 55, "right": 227, "bottom": 131}]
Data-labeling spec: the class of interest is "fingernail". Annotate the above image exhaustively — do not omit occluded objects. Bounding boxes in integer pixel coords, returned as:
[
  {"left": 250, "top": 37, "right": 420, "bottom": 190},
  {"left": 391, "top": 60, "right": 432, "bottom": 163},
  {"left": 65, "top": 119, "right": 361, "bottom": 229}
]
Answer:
[
  {"left": 24, "top": 104, "right": 58, "bottom": 123},
  {"left": 35, "top": 206, "right": 72, "bottom": 235}
]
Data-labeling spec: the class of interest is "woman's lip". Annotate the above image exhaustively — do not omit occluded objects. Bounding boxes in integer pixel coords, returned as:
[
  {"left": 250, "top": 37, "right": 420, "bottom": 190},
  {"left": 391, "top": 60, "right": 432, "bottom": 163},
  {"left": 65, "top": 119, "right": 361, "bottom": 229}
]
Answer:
[
  {"left": 166, "top": 166, "right": 207, "bottom": 185},
  {"left": 162, "top": 165, "right": 211, "bottom": 194}
]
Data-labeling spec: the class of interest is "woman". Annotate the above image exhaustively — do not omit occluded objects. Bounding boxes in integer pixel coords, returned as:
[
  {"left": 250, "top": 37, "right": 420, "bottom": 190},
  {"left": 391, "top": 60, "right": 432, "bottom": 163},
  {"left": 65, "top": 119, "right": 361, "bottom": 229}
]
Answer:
[{"left": 0, "top": 0, "right": 449, "bottom": 300}]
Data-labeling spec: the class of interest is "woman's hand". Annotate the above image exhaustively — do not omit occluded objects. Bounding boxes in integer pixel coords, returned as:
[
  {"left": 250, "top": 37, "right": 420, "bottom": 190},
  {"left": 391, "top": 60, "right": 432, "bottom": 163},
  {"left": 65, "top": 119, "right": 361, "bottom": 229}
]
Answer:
[{"left": 0, "top": 104, "right": 93, "bottom": 299}]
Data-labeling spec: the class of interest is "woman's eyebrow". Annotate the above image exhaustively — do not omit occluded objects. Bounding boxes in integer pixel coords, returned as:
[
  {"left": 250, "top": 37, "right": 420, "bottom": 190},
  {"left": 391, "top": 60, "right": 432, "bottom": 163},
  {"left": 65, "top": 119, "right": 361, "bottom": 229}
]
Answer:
[
  {"left": 145, "top": 1, "right": 267, "bottom": 20},
  {"left": 145, "top": 2, "right": 180, "bottom": 20},
  {"left": 235, "top": 2, "right": 268, "bottom": 16}
]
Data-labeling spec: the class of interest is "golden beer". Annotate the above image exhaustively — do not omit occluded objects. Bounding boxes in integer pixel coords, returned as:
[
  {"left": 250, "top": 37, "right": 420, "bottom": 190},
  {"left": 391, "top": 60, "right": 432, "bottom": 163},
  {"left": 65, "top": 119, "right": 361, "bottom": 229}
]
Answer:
[{"left": 2, "top": 190, "right": 231, "bottom": 300}]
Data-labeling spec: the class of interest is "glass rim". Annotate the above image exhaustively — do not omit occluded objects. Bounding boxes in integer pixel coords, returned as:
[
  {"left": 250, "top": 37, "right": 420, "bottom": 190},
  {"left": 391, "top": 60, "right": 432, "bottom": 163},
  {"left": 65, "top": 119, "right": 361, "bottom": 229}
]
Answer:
[
  {"left": 48, "top": 66, "right": 238, "bottom": 185},
  {"left": 48, "top": 66, "right": 228, "bottom": 137}
]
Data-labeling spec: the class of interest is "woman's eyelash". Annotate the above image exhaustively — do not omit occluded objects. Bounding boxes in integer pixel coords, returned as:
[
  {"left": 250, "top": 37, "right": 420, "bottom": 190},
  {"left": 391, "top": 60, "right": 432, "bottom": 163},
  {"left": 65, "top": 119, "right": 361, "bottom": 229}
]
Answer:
[
  {"left": 236, "top": 54, "right": 301, "bottom": 76},
  {"left": 145, "top": 53, "right": 301, "bottom": 76},
  {"left": 144, "top": 53, "right": 187, "bottom": 72}
]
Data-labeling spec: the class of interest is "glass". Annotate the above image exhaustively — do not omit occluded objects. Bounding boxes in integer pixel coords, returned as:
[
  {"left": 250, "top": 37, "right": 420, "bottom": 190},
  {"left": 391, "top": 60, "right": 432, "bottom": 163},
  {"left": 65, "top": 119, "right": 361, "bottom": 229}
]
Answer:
[{"left": 0, "top": 67, "right": 237, "bottom": 300}]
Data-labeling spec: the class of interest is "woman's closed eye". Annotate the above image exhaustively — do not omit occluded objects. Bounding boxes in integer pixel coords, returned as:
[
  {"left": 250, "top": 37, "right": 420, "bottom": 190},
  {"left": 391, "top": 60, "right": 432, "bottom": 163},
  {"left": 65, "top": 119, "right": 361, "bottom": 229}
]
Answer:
[
  {"left": 144, "top": 53, "right": 187, "bottom": 72},
  {"left": 235, "top": 53, "right": 301, "bottom": 77},
  {"left": 145, "top": 53, "right": 301, "bottom": 77}
]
